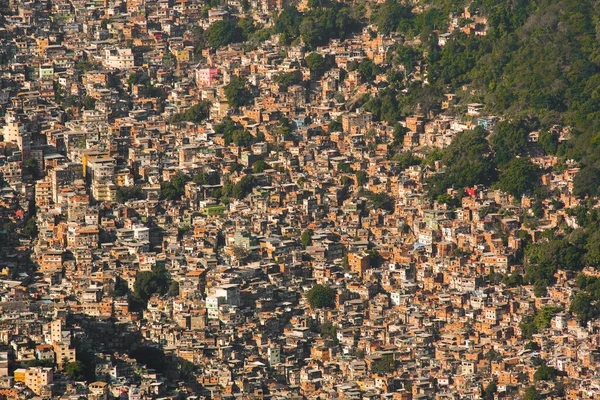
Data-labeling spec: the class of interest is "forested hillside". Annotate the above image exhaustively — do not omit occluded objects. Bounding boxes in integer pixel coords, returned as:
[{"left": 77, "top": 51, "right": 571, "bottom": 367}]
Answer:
[{"left": 361, "top": 0, "right": 600, "bottom": 197}]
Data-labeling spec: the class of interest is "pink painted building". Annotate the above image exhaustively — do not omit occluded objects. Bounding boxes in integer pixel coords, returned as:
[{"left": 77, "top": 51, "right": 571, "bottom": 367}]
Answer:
[{"left": 195, "top": 67, "right": 218, "bottom": 87}]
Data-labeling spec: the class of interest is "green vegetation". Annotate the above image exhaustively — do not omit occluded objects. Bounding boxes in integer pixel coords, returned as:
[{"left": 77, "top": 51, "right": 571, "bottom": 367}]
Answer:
[
  {"left": 482, "top": 381, "right": 497, "bottom": 400},
  {"left": 129, "top": 264, "right": 170, "bottom": 311},
  {"left": 168, "top": 281, "right": 179, "bottom": 297},
  {"left": 74, "top": 60, "right": 98, "bottom": 73},
  {"left": 274, "top": 3, "right": 363, "bottom": 49},
  {"left": 83, "top": 96, "right": 96, "bottom": 110},
  {"left": 116, "top": 185, "right": 144, "bottom": 203},
  {"left": 534, "top": 365, "right": 560, "bottom": 381},
  {"left": 520, "top": 306, "right": 561, "bottom": 339},
  {"left": 524, "top": 386, "right": 541, "bottom": 400},
  {"left": 169, "top": 101, "right": 211, "bottom": 124},
  {"left": 224, "top": 77, "right": 253, "bottom": 108},
  {"left": 490, "top": 121, "right": 530, "bottom": 167},
  {"left": 525, "top": 239, "right": 583, "bottom": 293},
  {"left": 328, "top": 117, "right": 342, "bottom": 132},
  {"left": 316, "top": 320, "right": 338, "bottom": 342},
  {"left": 22, "top": 217, "right": 38, "bottom": 239},
  {"left": 426, "top": 128, "right": 495, "bottom": 199},
  {"left": 274, "top": 70, "right": 303, "bottom": 91},
  {"left": 372, "top": 355, "right": 396, "bottom": 374},
  {"left": 205, "top": 18, "right": 259, "bottom": 48},
  {"left": 338, "top": 162, "right": 353, "bottom": 173},
  {"left": 252, "top": 159, "right": 270, "bottom": 173},
  {"left": 307, "top": 284, "right": 335, "bottom": 308},
  {"left": 569, "top": 274, "right": 600, "bottom": 325},
  {"left": 390, "top": 152, "right": 422, "bottom": 170},
  {"left": 362, "top": 191, "right": 395, "bottom": 212},
  {"left": 160, "top": 173, "right": 190, "bottom": 201},
  {"left": 355, "top": 170, "right": 367, "bottom": 186},
  {"left": 193, "top": 171, "right": 220, "bottom": 186},
  {"left": 301, "top": 229, "right": 313, "bottom": 248},
  {"left": 495, "top": 158, "right": 541, "bottom": 198},
  {"left": 305, "top": 53, "right": 327, "bottom": 78},
  {"left": 357, "top": 59, "right": 381, "bottom": 82},
  {"left": 214, "top": 117, "right": 260, "bottom": 146},
  {"left": 129, "top": 346, "right": 169, "bottom": 372},
  {"left": 222, "top": 175, "right": 257, "bottom": 200},
  {"left": 64, "top": 361, "right": 85, "bottom": 380}
]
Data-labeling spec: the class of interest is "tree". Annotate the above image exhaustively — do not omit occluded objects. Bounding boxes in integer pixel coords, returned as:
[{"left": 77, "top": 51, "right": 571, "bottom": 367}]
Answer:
[
  {"left": 252, "top": 159, "right": 269, "bottom": 173},
  {"left": 23, "top": 217, "right": 38, "bottom": 239},
  {"left": 206, "top": 19, "right": 244, "bottom": 48},
  {"left": 328, "top": 118, "right": 342, "bottom": 132},
  {"left": 391, "top": 124, "right": 409, "bottom": 148},
  {"left": 496, "top": 158, "right": 540, "bottom": 197},
  {"left": 534, "top": 365, "right": 559, "bottom": 381},
  {"left": 365, "top": 191, "right": 395, "bottom": 212},
  {"left": 237, "top": 17, "right": 257, "bottom": 38},
  {"left": 225, "top": 77, "right": 253, "bottom": 108},
  {"left": 525, "top": 341, "right": 540, "bottom": 351},
  {"left": 338, "top": 162, "right": 353, "bottom": 173},
  {"left": 301, "top": 229, "right": 313, "bottom": 247},
  {"left": 372, "top": 355, "right": 396, "bottom": 374},
  {"left": 179, "top": 360, "right": 197, "bottom": 383},
  {"left": 490, "top": 120, "right": 530, "bottom": 166},
  {"left": 533, "top": 306, "right": 561, "bottom": 330},
  {"left": 305, "top": 53, "right": 327, "bottom": 78},
  {"left": 519, "top": 315, "right": 537, "bottom": 339},
  {"left": 169, "top": 101, "right": 212, "bottom": 124},
  {"left": 168, "top": 280, "right": 179, "bottom": 297},
  {"left": 426, "top": 128, "right": 495, "bottom": 199},
  {"left": 365, "top": 249, "right": 384, "bottom": 268},
  {"left": 193, "top": 171, "right": 219, "bottom": 186},
  {"left": 306, "top": 284, "right": 335, "bottom": 308},
  {"left": 274, "top": 70, "right": 303, "bottom": 92},
  {"left": 341, "top": 255, "right": 350, "bottom": 270},
  {"left": 485, "top": 349, "right": 502, "bottom": 362},
  {"left": 524, "top": 386, "right": 541, "bottom": 400},
  {"left": 224, "top": 175, "right": 256, "bottom": 199},
  {"left": 64, "top": 361, "right": 84, "bottom": 380},
  {"left": 83, "top": 96, "right": 96, "bottom": 110},
  {"left": 160, "top": 173, "right": 190, "bottom": 201},
  {"left": 374, "top": 0, "right": 413, "bottom": 35},
  {"left": 525, "top": 239, "right": 584, "bottom": 286},
  {"left": 129, "top": 346, "right": 169, "bottom": 373},
  {"left": 355, "top": 170, "right": 367, "bottom": 186},
  {"left": 573, "top": 165, "right": 600, "bottom": 198},
  {"left": 482, "top": 381, "right": 498, "bottom": 400},
  {"left": 538, "top": 130, "right": 559, "bottom": 155},
  {"left": 570, "top": 292, "right": 599, "bottom": 325},
  {"left": 584, "top": 230, "right": 600, "bottom": 268},
  {"left": 116, "top": 185, "right": 144, "bottom": 203},
  {"left": 274, "top": 6, "right": 302, "bottom": 41},
  {"left": 112, "top": 277, "right": 128, "bottom": 297},
  {"left": 357, "top": 59, "right": 380, "bottom": 82},
  {"left": 129, "top": 265, "right": 170, "bottom": 311}
]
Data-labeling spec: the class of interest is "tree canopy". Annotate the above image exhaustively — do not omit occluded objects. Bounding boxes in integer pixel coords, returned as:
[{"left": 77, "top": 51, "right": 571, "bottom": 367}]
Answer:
[
  {"left": 129, "top": 264, "right": 170, "bottom": 311},
  {"left": 495, "top": 158, "right": 540, "bottom": 198},
  {"left": 225, "top": 77, "right": 253, "bottom": 108},
  {"left": 169, "top": 101, "right": 211, "bottom": 124},
  {"left": 426, "top": 127, "right": 495, "bottom": 199},
  {"left": 307, "top": 284, "right": 335, "bottom": 308}
]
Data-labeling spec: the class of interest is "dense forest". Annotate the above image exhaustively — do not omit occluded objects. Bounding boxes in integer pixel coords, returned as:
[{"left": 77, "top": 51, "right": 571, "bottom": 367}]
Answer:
[{"left": 368, "top": 0, "right": 600, "bottom": 194}]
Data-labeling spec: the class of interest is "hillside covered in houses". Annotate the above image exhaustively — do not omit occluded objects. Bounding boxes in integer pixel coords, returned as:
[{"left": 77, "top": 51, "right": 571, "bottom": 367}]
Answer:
[{"left": 0, "top": 0, "right": 599, "bottom": 398}]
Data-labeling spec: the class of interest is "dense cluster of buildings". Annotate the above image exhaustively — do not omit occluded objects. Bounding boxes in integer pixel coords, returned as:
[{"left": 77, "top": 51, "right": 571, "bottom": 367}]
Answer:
[{"left": 0, "top": 0, "right": 597, "bottom": 399}]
